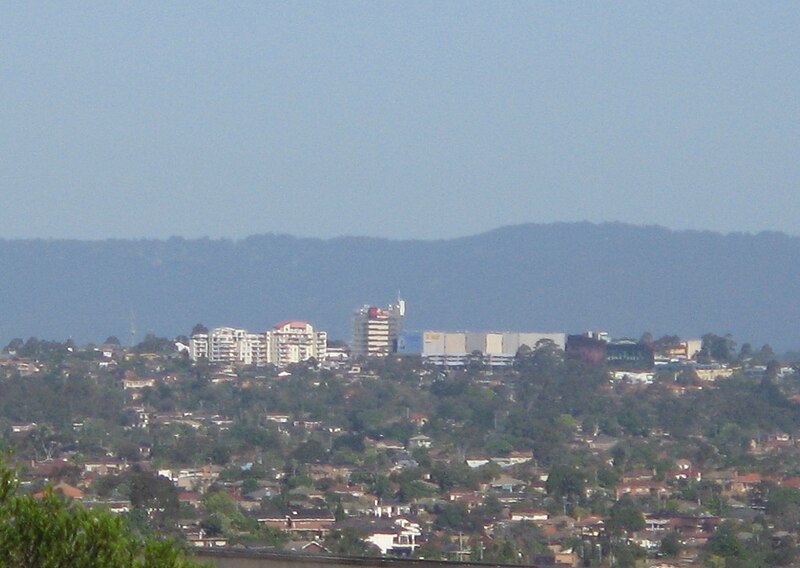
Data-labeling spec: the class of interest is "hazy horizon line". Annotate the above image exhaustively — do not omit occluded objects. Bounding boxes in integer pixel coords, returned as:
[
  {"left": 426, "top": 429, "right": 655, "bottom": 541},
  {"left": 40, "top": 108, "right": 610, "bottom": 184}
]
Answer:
[{"left": 1, "top": 220, "right": 798, "bottom": 244}]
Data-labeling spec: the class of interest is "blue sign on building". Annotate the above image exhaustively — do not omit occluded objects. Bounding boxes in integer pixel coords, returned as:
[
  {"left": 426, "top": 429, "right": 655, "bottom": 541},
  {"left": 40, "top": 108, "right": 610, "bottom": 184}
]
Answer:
[{"left": 397, "top": 331, "right": 423, "bottom": 354}]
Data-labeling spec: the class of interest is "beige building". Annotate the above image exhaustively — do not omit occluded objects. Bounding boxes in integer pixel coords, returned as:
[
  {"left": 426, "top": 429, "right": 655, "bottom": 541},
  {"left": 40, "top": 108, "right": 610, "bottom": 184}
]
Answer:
[
  {"left": 271, "top": 321, "right": 327, "bottom": 367},
  {"left": 351, "top": 299, "right": 405, "bottom": 357},
  {"left": 660, "top": 339, "right": 703, "bottom": 360},
  {"left": 421, "top": 330, "right": 566, "bottom": 366}
]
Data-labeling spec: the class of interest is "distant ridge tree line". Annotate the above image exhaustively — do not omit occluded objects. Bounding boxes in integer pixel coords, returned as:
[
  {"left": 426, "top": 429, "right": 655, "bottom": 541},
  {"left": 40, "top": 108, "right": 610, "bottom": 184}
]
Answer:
[{"left": 2, "top": 223, "right": 800, "bottom": 349}]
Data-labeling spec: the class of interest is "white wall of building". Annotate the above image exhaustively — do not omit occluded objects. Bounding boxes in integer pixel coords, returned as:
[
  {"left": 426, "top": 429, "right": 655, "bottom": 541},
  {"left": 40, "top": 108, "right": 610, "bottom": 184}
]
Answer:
[
  {"left": 421, "top": 330, "right": 567, "bottom": 364},
  {"left": 190, "top": 322, "right": 326, "bottom": 367},
  {"left": 443, "top": 332, "right": 467, "bottom": 355},
  {"left": 351, "top": 300, "right": 405, "bottom": 357}
]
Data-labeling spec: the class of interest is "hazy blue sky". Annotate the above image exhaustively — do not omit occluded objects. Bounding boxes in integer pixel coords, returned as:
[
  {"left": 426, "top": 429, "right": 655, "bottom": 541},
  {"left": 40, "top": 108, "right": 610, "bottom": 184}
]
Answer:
[{"left": 2, "top": 2, "right": 799, "bottom": 240}]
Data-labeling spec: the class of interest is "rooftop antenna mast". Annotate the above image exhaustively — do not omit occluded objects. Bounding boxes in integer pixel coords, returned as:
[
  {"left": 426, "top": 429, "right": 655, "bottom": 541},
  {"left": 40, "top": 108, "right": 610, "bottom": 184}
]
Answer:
[
  {"left": 396, "top": 291, "right": 405, "bottom": 316},
  {"left": 130, "top": 309, "right": 137, "bottom": 347}
]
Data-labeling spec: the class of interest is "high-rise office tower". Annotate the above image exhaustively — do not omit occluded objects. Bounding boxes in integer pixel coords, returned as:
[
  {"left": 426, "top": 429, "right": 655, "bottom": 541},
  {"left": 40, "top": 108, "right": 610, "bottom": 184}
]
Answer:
[{"left": 351, "top": 298, "right": 405, "bottom": 357}]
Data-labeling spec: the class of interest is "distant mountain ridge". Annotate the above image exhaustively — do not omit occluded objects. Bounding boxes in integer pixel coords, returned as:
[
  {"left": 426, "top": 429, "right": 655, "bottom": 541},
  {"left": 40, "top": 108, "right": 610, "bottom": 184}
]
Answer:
[{"left": 1, "top": 222, "right": 799, "bottom": 350}]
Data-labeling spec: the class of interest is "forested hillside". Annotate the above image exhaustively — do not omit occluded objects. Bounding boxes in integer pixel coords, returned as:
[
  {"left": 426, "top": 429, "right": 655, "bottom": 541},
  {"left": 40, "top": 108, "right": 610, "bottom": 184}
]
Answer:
[{"left": 1, "top": 223, "right": 799, "bottom": 349}]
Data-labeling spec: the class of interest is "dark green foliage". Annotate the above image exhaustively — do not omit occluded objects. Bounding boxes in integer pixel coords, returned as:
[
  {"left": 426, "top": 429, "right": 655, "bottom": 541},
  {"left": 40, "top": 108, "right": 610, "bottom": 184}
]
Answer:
[
  {"left": 430, "top": 462, "right": 478, "bottom": 492},
  {"left": 133, "top": 334, "right": 176, "bottom": 355},
  {"left": 760, "top": 483, "right": 800, "bottom": 530},
  {"left": 699, "top": 333, "right": 737, "bottom": 364},
  {"left": 0, "top": 462, "right": 200, "bottom": 568},
  {"left": 595, "top": 465, "right": 620, "bottom": 488},
  {"left": 190, "top": 324, "right": 208, "bottom": 336},
  {"left": 332, "top": 433, "right": 365, "bottom": 453},
  {"left": 610, "top": 542, "right": 645, "bottom": 568},
  {"left": 480, "top": 538, "right": 517, "bottom": 564},
  {"left": 660, "top": 531, "right": 681, "bottom": 556},
  {"left": 676, "top": 480, "right": 729, "bottom": 516},
  {"left": 606, "top": 496, "right": 645, "bottom": 535},
  {"left": 545, "top": 465, "right": 585, "bottom": 502},
  {"left": 705, "top": 520, "right": 799, "bottom": 567},
  {"left": 323, "top": 529, "right": 375, "bottom": 556},
  {"left": 707, "top": 520, "right": 746, "bottom": 559},
  {"left": 292, "top": 439, "right": 327, "bottom": 463},
  {"left": 398, "top": 479, "right": 436, "bottom": 501},
  {"left": 0, "top": 373, "right": 124, "bottom": 430},
  {"left": 767, "top": 534, "right": 798, "bottom": 567},
  {"left": 433, "top": 502, "right": 478, "bottom": 532},
  {"left": 127, "top": 470, "right": 180, "bottom": 528},
  {"left": 492, "top": 522, "right": 547, "bottom": 564}
]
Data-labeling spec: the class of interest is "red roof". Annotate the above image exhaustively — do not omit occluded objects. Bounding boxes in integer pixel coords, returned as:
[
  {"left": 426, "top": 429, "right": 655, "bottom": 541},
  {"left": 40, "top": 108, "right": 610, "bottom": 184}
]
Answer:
[
  {"left": 274, "top": 321, "right": 310, "bottom": 330},
  {"left": 735, "top": 473, "right": 762, "bottom": 483}
]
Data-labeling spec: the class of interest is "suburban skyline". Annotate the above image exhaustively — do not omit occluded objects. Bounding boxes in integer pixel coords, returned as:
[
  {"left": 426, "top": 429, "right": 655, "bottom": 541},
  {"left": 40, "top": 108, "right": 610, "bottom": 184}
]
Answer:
[{"left": 2, "top": 2, "right": 800, "bottom": 241}]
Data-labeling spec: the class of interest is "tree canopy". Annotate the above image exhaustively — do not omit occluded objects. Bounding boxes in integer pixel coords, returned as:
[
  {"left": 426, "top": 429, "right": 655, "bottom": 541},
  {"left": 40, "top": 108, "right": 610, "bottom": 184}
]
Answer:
[{"left": 0, "top": 462, "right": 201, "bottom": 568}]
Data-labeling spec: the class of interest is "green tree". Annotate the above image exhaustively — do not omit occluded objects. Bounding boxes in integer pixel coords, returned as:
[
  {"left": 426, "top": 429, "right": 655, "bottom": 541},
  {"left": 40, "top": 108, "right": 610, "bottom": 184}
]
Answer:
[
  {"left": 433, "top": 502, "right": 478, "bottom": 532},
  {"left": 191, "top": 324, "right": 208, "bottom": 336},
  {"left": 762, "top": 484, "right": 800, "bottom": 529},
  {"left": 706, "top": 520, "right": 746, "bottom": 560},
  {"left": 606, "top": 497, "right": 645, "bottom": 535},
  {"left": 610, "top": 542, "right": 645, "bottom": 568},
  {"left": 372, "top": 475, "right": 394, "bottom": 499},
  {"left": 699, "top": 333, "right": 736, "bottom": 363},
  {"left": 399, "top": 480, "right": 436, "bottom": 501},
  {"left": 0, "top": 462, "right": 200, "bottom": 568},
  {"left": 292, "top": 439, "right": 327, "bottom": 463},
  {"left": 545, "top": 465, "right": 585, "bottom": 503},
  {"left": 652, "top": 335, "right": 681, "bottom": 354},
  {"left": 134, "top": 334, "right": 176, "bottom": 355},
  {"left": 127, "top": 471, "right": 180, "bottom": 528},
  {"left": 660, "top": 531, "right": 682, "bottom": 557},
  {"left": 497, "top": 522, "right": 546, "bottom": 563},
  {"left": 324, "top": 528, "right": 375, "bottom": 556},
  {"left": 203, "top": 491, "right": 238, "bottom": 518}
]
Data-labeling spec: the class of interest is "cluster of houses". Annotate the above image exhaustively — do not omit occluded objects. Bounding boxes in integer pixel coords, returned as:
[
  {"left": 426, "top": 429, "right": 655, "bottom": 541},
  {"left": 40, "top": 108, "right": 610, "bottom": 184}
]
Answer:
[
  {"left": 13, "top": 403, "right": 800, "bottom": 567},
  {"left": 4, "top": 334, "right": 800, "bottom": 568}
]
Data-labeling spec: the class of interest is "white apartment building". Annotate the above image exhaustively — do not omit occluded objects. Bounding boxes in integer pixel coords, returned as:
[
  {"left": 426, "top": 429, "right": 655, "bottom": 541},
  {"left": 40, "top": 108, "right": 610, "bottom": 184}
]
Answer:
[
  {"left": 190, "top": 322, "right": 326, "bottom": 367},
  {"left": 271, "top": 320, "right": 327, "bottom": 367},
  {"left": 189, "top": 334, "right": 209, "bottom": 360},
  {"left": 190, "top": 327, "right": 269, "bottom": 366},
  {"left": 351, "top": 299, "right": 405, "bottom": 358}
]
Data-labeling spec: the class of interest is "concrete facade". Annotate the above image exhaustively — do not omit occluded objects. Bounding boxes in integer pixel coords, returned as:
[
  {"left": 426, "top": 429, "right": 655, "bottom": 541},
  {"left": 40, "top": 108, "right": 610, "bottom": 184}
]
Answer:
[
  {"left": 190, "top": 323, "right": 326, "bottom": 367},
  {"left": 351, "top": 299, "right": 405, "bottom": 358},
  {"left": 420, "top": 331, "right": 566, "bottom": 367}
]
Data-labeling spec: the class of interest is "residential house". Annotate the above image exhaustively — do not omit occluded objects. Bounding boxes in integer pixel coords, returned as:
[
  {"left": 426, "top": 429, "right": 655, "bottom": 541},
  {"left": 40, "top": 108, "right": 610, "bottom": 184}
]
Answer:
[
  {"left": 257, "top": 509, "right": 336, "bottom": 536},
  {"left": 509, "top": 509, "right": 549, "bottom": 522},
  {"left": 339, "top": 518, "right": 421, "bottom": 556},
  {"left": 408, "top": 435, "right": 432, "bottom": 449},
  {"left": 615, "top": 480, "right": 669, "bottom": 500}
]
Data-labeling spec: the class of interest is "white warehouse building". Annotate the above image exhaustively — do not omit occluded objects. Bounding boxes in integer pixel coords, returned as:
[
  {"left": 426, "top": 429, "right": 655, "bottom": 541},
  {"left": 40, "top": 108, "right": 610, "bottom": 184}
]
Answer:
[{"left": 419, "top": 330, "right": 565, "bottom": 366}]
